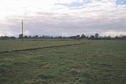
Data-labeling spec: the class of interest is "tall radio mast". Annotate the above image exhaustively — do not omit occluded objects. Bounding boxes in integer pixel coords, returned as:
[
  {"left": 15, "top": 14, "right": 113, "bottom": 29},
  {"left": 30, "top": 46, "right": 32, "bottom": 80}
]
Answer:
[{"left": 21, "top": 19, "right": 24, "bottom": 41}]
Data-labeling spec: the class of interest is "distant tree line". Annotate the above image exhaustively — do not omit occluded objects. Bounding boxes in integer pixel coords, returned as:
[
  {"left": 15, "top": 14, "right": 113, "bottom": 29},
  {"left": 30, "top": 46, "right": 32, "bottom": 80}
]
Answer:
[
  {"left": 0, "top": 33, "right": 126, "bottom": 40},
  {"left": 0, "top": 36, "right": 16, "bottom": 40},
  {"left": 18, "top": 34, "right": 68, "bottom": 39},
  {"left": 69, "top": 33, "right": 126, "bottom": 40}
]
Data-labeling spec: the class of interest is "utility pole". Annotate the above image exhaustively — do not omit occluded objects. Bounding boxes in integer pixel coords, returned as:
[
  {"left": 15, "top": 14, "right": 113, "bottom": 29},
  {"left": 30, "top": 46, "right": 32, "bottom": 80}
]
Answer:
[{"left": 22, "top": 19, "right": 24, "bottom": 41}]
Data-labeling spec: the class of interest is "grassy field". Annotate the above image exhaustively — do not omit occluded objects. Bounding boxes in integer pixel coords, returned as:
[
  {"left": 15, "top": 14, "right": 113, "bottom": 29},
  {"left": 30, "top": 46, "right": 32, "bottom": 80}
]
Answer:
[
  {"left": 0, "top": 39, "right": 85, "bottom": 52},
  {"left": 0, "top": 40, "right": 126, "bottom": 84}
]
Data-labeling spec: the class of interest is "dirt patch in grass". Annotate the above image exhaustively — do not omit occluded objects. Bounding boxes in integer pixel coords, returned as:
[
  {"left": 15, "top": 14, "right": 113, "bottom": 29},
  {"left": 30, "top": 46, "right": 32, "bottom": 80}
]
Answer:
[{"left": 39, "top": 63, "right": 49, "bottom": 68}]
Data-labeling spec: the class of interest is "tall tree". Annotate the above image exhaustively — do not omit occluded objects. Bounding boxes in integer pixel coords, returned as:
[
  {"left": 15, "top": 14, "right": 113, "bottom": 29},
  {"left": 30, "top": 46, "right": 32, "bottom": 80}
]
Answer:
[
  {"left": 81, "top": 34, "right": 86, "bottom": 39},
  {"left": 95, "top": 33, "right": 99, "bottom": 39}
]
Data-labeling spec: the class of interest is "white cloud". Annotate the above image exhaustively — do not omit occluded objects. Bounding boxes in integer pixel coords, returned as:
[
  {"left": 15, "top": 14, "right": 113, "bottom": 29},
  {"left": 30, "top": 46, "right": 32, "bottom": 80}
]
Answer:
[
  {"left": 0, "top": 30, "right": 14, "bottom": 36},
  {"left": 0, "top": 0, "right": 126, "bottom": 36},
  {"left": 102, "top": 30, "right": 126, "bottom": 36},
  {"left": 56, "top": 0, "right": 84, "bottom": 4}
]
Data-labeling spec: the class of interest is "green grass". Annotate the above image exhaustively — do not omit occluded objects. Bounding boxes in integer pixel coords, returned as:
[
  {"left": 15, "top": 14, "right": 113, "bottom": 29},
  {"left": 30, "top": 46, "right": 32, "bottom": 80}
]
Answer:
[
  {"left": 0, "top": 40, "right": 126, "bottom": 84},
  {"left": 0, "top": 39, "right": 85, "bottom": 52}
]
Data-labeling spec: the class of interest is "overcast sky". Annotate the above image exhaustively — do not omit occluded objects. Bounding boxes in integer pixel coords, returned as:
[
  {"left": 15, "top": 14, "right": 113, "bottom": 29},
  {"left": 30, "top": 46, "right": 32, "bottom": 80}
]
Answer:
[{"left": 0, "top": 0, "right": 126, "bottom": 36}]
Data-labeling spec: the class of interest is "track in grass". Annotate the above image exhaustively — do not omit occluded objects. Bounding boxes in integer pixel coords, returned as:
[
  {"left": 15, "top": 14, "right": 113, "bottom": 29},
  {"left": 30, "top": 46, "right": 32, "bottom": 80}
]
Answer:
[{"left": 0, "top": 42, "right": 86, "bottom": 54}]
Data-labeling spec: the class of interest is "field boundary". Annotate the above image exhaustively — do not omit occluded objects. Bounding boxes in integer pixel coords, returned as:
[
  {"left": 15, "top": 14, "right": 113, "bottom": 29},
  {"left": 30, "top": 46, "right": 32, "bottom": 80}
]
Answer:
[{"left": 0, "top": 43, "right": 85, "bottom": 54}]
